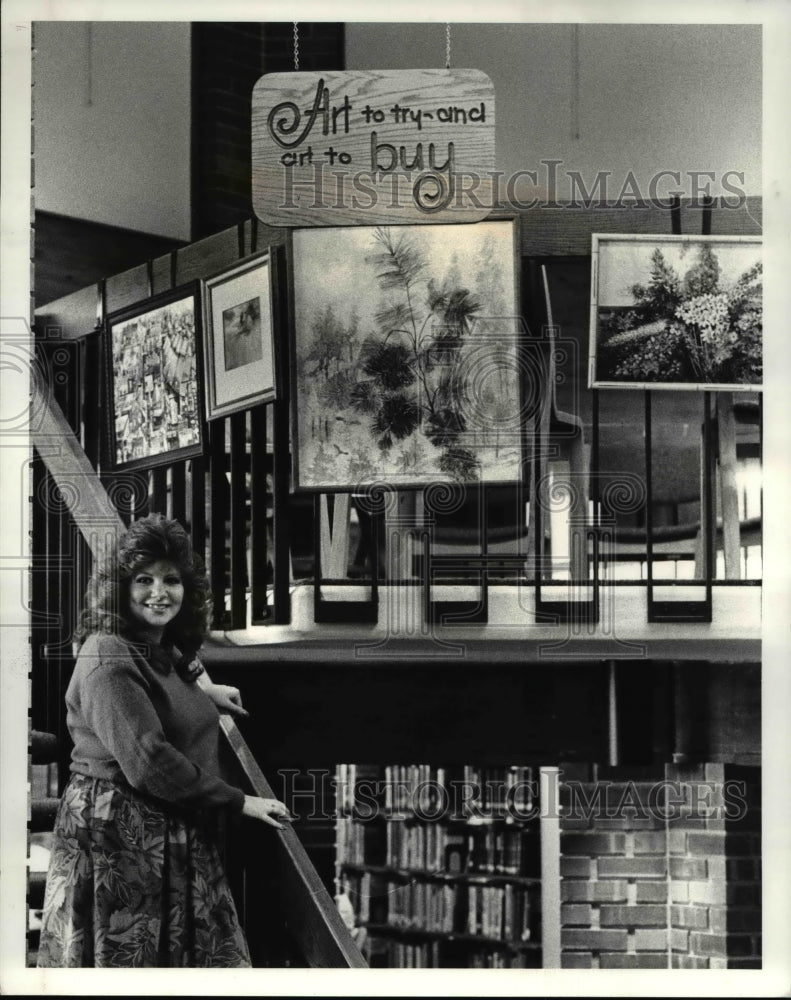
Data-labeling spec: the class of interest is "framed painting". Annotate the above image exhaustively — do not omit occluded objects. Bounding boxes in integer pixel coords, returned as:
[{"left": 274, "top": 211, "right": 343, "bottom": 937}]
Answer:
[
  {"left": 289, "top": 218, "right": 524, "bottom": 492},
  {"left": 105, "top": 284, "right": 204, "bottom": 471},
  {"left": 589, "top": 233, "right": 762, "bottom": 391},
  {"left": 202, "top": 251, "right": 278, "bottom": 420}
]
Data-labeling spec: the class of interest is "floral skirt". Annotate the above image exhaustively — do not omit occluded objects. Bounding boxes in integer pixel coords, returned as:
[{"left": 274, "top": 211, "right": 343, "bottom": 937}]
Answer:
[{"left": 36, "top": 773, "right": 251, "bottom": 968}]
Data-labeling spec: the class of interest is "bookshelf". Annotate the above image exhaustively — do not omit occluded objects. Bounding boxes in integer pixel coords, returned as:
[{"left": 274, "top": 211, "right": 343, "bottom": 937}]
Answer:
[{"left": 335, "top": 763, "right": 544, "bottom": 969}]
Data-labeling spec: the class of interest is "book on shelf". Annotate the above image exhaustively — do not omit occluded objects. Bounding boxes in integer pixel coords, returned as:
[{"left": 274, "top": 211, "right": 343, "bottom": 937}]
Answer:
[
  {"left": 337, "top": 815, "right": 385, "bottom": 866},
  {"left": 335, "top": 762, "right": 542, "bottom": 969},
  {"left": 466, "top": 882, "right": 533, "bottom": 942},
  {"left": 388, "top": 940, "right": 441, "bottom": 969},
  {"left": 468, "top": 948, "right": 533, "bottom": 969},
  {"left": 383, "top": 763, "right": 450, "bottom": 814},
  {"left": 443, "top": 833, "right": 468, "bottom": 875},
  {"left": 463, "top": 764, "right": 535, "bottom": 818},
  {"left": 336, "top": 763, "right": 381, "bottom": 816},
  {"left": 339, "top": 869, "right": 388, "bottom": 926}
]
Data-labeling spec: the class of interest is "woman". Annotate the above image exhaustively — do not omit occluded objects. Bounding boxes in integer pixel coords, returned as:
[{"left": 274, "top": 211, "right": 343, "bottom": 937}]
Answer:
[{"left": 37, "top": 513, "right": 289, "bottom": 968}]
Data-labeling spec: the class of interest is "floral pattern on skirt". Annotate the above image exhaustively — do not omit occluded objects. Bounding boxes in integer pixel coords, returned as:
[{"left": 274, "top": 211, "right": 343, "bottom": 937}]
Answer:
[{"left": 37, "top": 773, "right": 251, "bottom": 967}]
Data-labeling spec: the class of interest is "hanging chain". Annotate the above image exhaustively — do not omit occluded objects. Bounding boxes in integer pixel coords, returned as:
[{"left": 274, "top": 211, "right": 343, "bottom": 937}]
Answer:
[
  {"left": 445, "top": 23, "right": 451, "bottom": 69},
  {"left": 293, "top": 22, "right": 300, "bottom": 71},
  {"left": 85, "top": 23, "right": 94, "bottom": 107},
  {"left": 571, "top": 24, "right": 580, "bottom": 140}
]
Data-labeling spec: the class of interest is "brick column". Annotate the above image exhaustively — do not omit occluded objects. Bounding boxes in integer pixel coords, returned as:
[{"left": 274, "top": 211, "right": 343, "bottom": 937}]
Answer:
[
  {"left": 559, "top": 778, "right": 670, "bottom": 969},
  {"left": 557, "top": 764, "right": 760, "bottom": 969},
  {"left": 666, "top": 763, "right": 761, "bottom": 969}
]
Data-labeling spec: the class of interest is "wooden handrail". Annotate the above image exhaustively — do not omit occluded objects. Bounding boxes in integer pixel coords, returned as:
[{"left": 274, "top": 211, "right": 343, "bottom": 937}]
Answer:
[
  {"left": 216, "top": 714, "right": 367, "bottom": 967},
  {"left": 30, "top": 381, "right": 367, "bottom": 968}
]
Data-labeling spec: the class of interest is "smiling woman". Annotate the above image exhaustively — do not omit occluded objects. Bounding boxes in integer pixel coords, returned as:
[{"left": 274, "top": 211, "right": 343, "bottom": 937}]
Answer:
[
  {"left": 36, "top": 514, "right": 291, "bottom": 967},
  {"left": 127, "top": 560, "right": 186, "bottom": 642}
]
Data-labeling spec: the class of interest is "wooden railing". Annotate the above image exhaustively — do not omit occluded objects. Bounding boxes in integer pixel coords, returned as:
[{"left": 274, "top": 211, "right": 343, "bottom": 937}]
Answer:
[{"left": 30, "top": 380, "right": 367, "bottom": 968}]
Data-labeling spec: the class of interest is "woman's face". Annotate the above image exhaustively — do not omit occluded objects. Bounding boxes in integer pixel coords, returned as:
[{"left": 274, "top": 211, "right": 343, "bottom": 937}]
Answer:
[{"left": 128, "top": 559, "right": 185, "bottom": 641}]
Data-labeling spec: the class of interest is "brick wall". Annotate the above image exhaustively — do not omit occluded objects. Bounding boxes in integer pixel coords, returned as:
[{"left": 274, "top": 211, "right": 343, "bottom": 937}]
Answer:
[
  {"left": 558, "top": 763, "right": 761, "bottom": 969},
  {"left": 667, "top": 763, "right": 762, "bottom": 969},
  {"left": 191, "top": 22, "right": 344, "bottom": 238}
]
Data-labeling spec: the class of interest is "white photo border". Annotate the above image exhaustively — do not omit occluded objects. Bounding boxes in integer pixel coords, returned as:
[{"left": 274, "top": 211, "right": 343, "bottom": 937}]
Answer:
[{"left": 202, "top": 252, "right": 278, "bottom": 421}]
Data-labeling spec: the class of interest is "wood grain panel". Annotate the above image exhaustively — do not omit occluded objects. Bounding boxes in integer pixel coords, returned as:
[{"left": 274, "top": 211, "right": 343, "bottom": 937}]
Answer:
[
  {"left": 253, "top": 69, "right": 495, "bottom": 226},
  {"left": 105, "top": 263, "right": 151, "bottom": 314}
]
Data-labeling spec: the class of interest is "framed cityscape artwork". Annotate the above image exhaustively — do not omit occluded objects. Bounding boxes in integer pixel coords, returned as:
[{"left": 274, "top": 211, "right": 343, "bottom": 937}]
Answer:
[{"left": 105, "top": 284, "right": 204, "bottom": 471}]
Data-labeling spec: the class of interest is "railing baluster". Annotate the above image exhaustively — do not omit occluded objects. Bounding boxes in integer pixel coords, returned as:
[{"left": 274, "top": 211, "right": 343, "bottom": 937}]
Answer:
[
  {"left": 171, "top": 462, "right": 186, "bottom": 526},
  {"left": 249, "top": 404, "right": 270, "bottom": 623},
  {"left": 229, "top": 411, "right": 248, "bottom": 630},
  {"left": 44, "top": 468, "right": 58, "bottom": 746},
  {"left": 31, "top": 453, "right": 48, "bottom": 734},
  {"left": 189, "top": 456, "right": 207, "bottom": 566},
  {"left": 150, "top": 466, "right": 167, "bottom": 515},
  {"left": 55, "top": 485, "right": 75, "bottom": 791},
  {"left": 272, "top": 399, "right": 291, "bottom": 624},
  {"left": 209, "top": 420, "right": 227, "bottom": 628}
]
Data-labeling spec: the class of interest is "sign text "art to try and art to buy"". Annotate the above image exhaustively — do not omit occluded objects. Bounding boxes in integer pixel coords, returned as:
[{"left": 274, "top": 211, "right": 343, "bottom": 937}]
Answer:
[{"left": 252, "top": 69, "right": 495, "bottom": 226}]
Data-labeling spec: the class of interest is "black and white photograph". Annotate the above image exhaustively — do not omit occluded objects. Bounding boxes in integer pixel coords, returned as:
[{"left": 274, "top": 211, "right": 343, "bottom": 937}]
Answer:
[
  {"left": 203, "top": 252, "right": 277, "bottom": 420},
  {"left": 1, "top": 4, "right": 789, "bottom": 998},
  {"left": 224, "top": 297, "right": 263, "bottom": 371}
]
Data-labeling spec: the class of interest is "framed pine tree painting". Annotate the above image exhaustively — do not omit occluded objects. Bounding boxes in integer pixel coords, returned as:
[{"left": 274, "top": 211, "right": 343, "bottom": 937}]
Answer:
[{"left": 289, "top": 219, "right": 525, "bottom": 492}]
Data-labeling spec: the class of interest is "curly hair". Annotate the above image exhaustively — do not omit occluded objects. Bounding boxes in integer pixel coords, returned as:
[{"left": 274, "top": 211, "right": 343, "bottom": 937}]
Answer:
[{"left": 77, "top": 514, "right": 212, "bottom": 672}]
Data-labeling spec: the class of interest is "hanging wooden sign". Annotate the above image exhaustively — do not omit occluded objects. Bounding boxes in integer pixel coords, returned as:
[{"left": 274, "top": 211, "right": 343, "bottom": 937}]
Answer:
[{"left": 252, "top": 69, "right": 495, "bottom": 227}]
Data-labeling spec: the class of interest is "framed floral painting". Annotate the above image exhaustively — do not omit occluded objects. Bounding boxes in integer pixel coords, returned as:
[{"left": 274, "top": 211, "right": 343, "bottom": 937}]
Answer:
[
  {"left": 289, "top": 219, "right": 525, "bottom": 492},
  {"left": 588, "top": 234, "right": 762, "bottom": 391}
]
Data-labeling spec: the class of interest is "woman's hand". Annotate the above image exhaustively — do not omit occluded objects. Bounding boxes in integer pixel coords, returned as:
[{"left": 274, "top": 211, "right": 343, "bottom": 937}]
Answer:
[
  {"left": 204, "top": 682, "right": 249, "bottom": 718},
  {"left": 242, "top": 795, "right": 293, "bottom": 830}
]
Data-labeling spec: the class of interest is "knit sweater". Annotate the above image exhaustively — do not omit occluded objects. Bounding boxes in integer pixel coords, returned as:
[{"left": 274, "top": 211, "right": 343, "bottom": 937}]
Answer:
[{"left": 66, "top": 632, "right": 245, "bottom": 813}]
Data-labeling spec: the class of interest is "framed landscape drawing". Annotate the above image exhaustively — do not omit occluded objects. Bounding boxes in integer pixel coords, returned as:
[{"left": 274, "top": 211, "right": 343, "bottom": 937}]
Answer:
[
  {"left": 589, "top": 234, "right": 762, "bottom": 391},
  {"left": 202, "top": 251, "right": 278, "bottom": 420},
  {"left": 105, "top": 285, "right": 203, "bottom": 471},
  {"left": 290, "top": 219, "right": 524, "bottom": 491}
]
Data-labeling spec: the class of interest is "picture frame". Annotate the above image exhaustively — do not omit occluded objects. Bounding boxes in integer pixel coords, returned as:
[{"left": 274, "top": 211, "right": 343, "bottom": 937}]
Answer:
[
  {"left": 589, "top": 233, "right": 762, "bottom": 391},
  {"left": 105, "top": 284, "right": 204, "bottom": 471},
  {"left": 201, "top": 251, "right": 278, "bottom": 420},
  {"left": 289, "top": 218, "right": 524, "bottom": 492}
]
